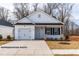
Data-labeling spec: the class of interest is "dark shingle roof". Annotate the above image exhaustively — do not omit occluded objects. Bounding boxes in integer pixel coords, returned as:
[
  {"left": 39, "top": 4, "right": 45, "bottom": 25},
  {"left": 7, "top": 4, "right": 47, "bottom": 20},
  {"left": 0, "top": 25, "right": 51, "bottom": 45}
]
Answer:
[{"left": 0, "top": 19, "right": 13, "bottom": 27}]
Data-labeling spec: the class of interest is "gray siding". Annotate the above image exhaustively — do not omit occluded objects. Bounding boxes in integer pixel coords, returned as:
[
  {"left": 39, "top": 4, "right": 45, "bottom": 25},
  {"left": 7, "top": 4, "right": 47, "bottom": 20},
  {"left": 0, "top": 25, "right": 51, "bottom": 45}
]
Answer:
[{"left": 35, "top": 27, "right": 45, "bottom": 39}]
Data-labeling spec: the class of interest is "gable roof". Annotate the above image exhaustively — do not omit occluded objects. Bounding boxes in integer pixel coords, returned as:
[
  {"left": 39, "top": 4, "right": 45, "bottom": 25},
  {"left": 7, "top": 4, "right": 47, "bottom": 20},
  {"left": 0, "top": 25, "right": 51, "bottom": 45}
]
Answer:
[
  {"left": 16, "top": 17, "right": 34, "bottom": 25},
  {"left": 0, "top": 19, "right": 13, "bottom": 27},
  {"left": 15, "top": 10, "right": 63, "bottom": 25}
]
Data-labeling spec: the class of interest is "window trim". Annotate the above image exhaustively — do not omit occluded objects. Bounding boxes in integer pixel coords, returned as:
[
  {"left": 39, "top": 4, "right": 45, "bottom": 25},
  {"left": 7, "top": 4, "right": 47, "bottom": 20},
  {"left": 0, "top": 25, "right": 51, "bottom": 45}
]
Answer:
[
  {"left": 45, "top": 27, "right": 60, "bottom": 35},
  {"left": 45, "top": 27, "right": 52, "bottom": 35},
  {"left": 53, "top": 28, "right": 60, "bottom": 35}
]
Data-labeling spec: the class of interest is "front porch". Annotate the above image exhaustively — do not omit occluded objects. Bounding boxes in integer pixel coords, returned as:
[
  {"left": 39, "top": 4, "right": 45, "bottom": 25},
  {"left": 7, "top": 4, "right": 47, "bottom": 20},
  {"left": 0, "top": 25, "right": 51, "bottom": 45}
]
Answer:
[{"left": 35, "top": 25, "right": 64, "bottom": 40}]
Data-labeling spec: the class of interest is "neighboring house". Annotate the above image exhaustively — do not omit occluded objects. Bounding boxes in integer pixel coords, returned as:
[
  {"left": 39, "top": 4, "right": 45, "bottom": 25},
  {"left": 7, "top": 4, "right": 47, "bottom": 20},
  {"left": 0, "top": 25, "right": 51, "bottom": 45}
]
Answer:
[
  {"left": 14, "top": 10, "right": 64, "bottom": 40},
  {"left": 0, "top": 19, "right": 13, "bottom": 38},
  {"left": 8, "top": 20, "right": 18, "bottom": 25}
]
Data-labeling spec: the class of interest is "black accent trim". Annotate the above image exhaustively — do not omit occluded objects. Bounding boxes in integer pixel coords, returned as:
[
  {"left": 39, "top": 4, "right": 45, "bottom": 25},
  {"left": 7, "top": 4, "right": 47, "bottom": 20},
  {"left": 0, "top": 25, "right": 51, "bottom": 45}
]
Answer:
[
  {"left": 52, "top": 28, "right": 54, "bottom": 35},
  {"left": 15, "top": 23, "right": 34, "bottom": 25},
  {"left": 53, "top": 28, "right": 60, "bottom": 35},
  {"left": 51, "top": 28, "right": 52, "bottom": 34},
  {"left": 35, "top": 23, "right": 63, "bottom": 25},
  {"left": 15, "top": 23, "right": 63, "bottom": 25}
]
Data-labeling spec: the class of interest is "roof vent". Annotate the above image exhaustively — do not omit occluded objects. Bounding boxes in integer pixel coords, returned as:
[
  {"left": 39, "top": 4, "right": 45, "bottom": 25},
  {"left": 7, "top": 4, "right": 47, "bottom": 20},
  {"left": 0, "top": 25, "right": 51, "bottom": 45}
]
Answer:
[{"left": 38, "top": 14, "right": 41, "bottom": 18}]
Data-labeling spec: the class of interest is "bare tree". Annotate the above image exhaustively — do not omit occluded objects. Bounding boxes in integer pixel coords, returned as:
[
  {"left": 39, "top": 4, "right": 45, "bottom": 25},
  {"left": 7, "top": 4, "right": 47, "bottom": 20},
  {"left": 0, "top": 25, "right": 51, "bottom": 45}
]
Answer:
[
  {"left": 0, "top": 7, "right": 9, "bottom": 20},
  {"left": 57, "top": 4, "right": 73, "bottom": 22},
  {"left": 44, "top": 3, "right": 60, "bottom": 18},
  {"left": 43, "top": 3, "right": 73, "bottom": 23},
  {"left": 13, "top": 3, "right": 29, "bottom": 20},
  {"left": 33, "top": 3, "right": 38, "bottom": 11},
  {"left": 57, "top": 3, "right": 73, "bottom": 39},
  {"left": 58, "top": 3, "right": 73, "bottom": 36},
  {"left": 43, "top": 3, "right": 73, "bottom": 39}
]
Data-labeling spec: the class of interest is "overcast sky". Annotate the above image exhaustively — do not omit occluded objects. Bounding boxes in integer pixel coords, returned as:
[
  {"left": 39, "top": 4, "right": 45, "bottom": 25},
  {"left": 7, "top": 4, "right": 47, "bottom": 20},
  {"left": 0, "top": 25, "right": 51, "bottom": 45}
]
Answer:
[{"left": 0, "top": 3, "right": 79, "bottom": 24}]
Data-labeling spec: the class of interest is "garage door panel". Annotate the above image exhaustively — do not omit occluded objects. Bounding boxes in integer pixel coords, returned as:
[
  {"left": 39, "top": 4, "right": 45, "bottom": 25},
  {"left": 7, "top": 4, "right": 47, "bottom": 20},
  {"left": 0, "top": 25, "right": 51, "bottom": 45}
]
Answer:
[{"left": 18, "top": 28, "right": 32, "bottom": 39}]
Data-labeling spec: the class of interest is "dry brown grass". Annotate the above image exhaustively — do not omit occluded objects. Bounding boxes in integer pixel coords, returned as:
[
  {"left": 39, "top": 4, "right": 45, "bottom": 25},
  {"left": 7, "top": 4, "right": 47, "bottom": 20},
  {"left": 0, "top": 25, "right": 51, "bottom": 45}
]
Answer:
[
  {"left": 0, "top": 41, "right": 10, "bottom": 45},
  {"left": 69, "top": 36, "right": 79, "bottom": 41},
  {"left": 46, "top": 36, "right": 79, "bottom": 49},
  {"left": 54, "top": 54, "right": 79, "bottom": 56},
  {"left": 46, "top": 41, "right": 79, "bottom": 49}
]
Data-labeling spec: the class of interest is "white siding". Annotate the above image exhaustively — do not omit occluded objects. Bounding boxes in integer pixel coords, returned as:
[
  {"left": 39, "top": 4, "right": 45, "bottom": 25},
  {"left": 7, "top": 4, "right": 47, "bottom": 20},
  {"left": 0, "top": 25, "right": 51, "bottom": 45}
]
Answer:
[
  {"left": 0, "top": 25, "right": 13, "bottom": 38},
  {"left": 15, "top": 25, "right": 35, "bottom": 40},
  {"left": 45, "top": 35, "right": 64, "bottom": 40}
]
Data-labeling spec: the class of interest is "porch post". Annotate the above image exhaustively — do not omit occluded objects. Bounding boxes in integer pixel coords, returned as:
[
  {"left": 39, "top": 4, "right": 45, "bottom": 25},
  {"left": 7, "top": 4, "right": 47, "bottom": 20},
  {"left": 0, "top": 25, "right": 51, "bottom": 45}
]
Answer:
[
  {"left": 60, "top": 27, "right": 61, "bottom": 35},
  {"left": 44, "top": 26, "right": 46, "bottom": 40}
]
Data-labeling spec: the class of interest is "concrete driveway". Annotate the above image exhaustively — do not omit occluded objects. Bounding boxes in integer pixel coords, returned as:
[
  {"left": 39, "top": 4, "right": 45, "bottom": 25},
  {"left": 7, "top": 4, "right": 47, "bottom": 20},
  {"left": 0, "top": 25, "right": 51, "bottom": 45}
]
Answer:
[{"left": 0, "top": 40, "right": 52, "bottom": 56}]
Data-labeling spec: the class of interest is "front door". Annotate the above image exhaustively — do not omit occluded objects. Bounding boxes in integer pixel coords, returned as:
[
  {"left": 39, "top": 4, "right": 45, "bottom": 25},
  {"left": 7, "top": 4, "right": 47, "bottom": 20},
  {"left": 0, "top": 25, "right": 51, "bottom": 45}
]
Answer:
[{"left": 35, "top": 27, "right": 45, "bottom": 39}]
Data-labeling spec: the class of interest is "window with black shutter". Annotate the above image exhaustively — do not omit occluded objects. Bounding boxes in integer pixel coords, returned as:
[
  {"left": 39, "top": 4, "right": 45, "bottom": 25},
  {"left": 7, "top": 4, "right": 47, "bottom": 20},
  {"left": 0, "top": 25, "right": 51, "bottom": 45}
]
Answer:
[
  {"left": 53, "top": 28, "right": 60, "bottom": 35},
  {"left": 45, "top": 28, "right": 52, "bottom": 35},
  {"left": 45, "top": 28, "right": 60, "bottom": 35}
]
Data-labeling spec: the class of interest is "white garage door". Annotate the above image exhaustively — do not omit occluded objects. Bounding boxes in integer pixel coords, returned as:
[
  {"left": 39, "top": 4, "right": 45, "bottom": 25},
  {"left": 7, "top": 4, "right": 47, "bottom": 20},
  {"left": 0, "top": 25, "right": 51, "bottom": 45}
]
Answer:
[{"left": 18, "top": 28, "right": 32, "bottom": 39}]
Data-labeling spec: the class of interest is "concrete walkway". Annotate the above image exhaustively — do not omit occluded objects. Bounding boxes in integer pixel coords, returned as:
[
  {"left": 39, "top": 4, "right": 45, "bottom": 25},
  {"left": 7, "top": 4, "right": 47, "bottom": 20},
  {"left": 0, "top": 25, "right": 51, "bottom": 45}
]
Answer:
[
  {"left": 0, "top": 40, "right": 52, "bottom": 56},
  {"left": 52, "top": 49, "right": 79, "bottom": 54}
]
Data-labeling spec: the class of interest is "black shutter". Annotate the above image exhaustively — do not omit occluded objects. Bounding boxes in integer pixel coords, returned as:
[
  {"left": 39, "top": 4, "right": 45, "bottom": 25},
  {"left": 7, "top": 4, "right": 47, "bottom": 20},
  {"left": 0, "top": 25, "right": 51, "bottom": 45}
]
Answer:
[
  {"left": 45, "top": 27, "right": 46, "bottom": 34},
  {"left": 58, "top": 28, "right": 60, "bottom": 35},
  {"left": 51, "top": 28, "right": 52, "bottom": 35},
  {"left": 52, "top": 28, "right": 54, "bottom": 35}
]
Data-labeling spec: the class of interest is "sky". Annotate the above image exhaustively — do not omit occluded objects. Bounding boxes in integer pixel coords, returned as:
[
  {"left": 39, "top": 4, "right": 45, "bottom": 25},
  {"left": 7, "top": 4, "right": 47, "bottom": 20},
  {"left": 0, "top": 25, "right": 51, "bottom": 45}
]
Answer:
[
  {"left": 70, "top": 4, "right": 79, "bottom": 25},
  {"left": 0, "top": 3, "right": 79, "bottom": 24}
]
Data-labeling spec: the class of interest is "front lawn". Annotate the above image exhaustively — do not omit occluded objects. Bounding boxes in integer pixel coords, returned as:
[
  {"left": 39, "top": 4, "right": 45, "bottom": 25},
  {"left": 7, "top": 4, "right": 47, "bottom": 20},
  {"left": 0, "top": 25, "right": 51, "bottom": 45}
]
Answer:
[
  {"left": 0, "top": 41, "right": 10, "bottom": 46},
  {"left": 46, "top": 41, "right": 79, "bottom": 49},
  {"left": 46, "top": 36, "right": 79, "bottom": 49},
  {"left": 54, "top": 54, "right": 79, "bottom": 56}
]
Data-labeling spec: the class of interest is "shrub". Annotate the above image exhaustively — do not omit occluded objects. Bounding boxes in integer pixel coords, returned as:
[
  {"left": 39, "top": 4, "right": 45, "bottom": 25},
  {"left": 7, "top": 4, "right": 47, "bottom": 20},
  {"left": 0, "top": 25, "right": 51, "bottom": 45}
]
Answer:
[
  {"left": 54, "top": 38, "right": 57, "bottom": 40},
  {"left": 7, "top": 35, "right": 12, "bottom": 41},
  {"left": 0, "top": 35, "right": 2, "bottom": 40},
  {"left": 60, "top": 37, "right": 63, "bottom": 40},
  {"left": 65, "top": 35, "right": 69, "bottom": 39}
]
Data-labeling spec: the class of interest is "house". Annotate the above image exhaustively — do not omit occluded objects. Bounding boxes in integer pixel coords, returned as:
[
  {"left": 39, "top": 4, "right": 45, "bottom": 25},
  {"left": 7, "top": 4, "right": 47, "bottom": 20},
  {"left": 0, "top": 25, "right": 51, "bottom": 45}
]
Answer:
[
  {"left": 0, "top": 19, "right": 13, "bottom": 38},
  {"left": 14, "top": 10, "right": 64, "bottom": 40},
  {"left": 8, "top": 20, "right": 18, "bottom": 25}
]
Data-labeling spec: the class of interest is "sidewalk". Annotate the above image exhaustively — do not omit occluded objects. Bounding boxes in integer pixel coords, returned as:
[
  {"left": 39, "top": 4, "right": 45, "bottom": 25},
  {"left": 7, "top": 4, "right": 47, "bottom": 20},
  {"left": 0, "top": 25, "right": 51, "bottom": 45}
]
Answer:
[{"left": 52, "top": 49, "right": 79, "bottom": 54}]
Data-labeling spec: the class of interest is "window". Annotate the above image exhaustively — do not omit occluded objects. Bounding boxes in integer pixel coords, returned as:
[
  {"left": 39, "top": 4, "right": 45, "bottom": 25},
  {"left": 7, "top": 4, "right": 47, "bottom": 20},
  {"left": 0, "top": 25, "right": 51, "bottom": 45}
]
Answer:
[
  {"left": 45, "top": 28, "right": 52, "bottom": 35},
  {"left": 45, "top": 28, "right": 60, "bottom": 35},
  {"left": 53, "top": 28, "right": 60, "bottom": 35}
]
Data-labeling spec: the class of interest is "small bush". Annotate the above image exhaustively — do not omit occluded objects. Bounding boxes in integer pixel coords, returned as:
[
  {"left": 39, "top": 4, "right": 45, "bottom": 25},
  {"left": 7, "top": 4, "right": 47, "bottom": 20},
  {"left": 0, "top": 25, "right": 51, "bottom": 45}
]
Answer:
[
  {"left": 60, "top": 37, "right": 63, "bottom": 40},
  {"left": 0, "top": 35, "right": 2, "bottom": 40},
  {"left": 65, "top": 35, "right": 70, "bottom": 41},
  {"left": 7, "top": 35, "right": 12, "bottom": 41},
  {"left": 54, "top": 38, "right": 57, "bottom": 40}
]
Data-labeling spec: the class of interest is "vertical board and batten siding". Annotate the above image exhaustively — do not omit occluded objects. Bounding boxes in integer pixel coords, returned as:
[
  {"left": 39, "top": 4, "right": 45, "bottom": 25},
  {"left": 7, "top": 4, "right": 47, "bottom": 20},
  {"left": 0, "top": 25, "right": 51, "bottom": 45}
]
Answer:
[
  {"left": 35, "top": 27, "right": 45, "bottom": 39},
  {"left": 14, "top": 25, "right": 35, "bottom": 40}
]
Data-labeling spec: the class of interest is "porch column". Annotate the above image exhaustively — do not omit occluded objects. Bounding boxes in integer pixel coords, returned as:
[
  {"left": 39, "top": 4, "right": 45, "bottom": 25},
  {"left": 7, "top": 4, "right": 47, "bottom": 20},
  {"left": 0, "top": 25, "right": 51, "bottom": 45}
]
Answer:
[{"left": 60, "top": 27, "right": 61, "bottom": 35}]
